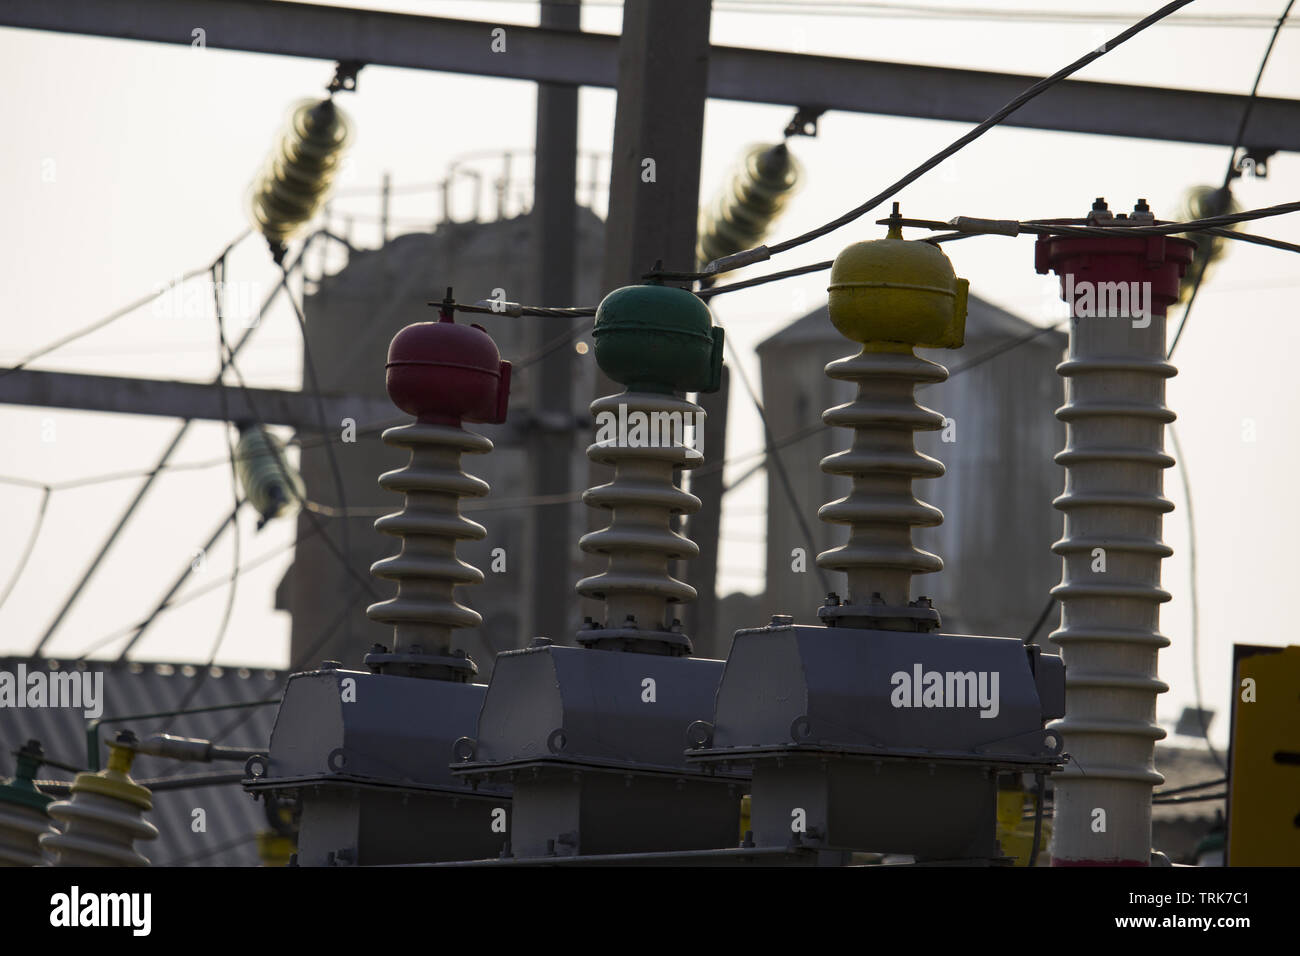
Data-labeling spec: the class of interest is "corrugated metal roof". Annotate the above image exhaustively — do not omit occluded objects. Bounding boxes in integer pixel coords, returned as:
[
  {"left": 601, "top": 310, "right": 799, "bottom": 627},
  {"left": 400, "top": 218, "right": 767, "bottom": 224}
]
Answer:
[{"left": 0, "top": 657, "right": 285, "bottom": 866}]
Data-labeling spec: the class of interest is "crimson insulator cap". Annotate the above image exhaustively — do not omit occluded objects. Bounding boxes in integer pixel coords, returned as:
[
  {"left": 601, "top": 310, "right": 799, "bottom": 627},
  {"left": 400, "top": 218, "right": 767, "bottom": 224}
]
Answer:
[{"left": 385, "top": 317, "right": 512, "bottom": 425}]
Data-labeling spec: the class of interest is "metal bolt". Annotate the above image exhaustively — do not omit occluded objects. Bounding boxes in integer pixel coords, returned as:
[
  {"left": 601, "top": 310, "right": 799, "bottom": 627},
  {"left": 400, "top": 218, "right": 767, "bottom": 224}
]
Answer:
[
  {"left": 529, "top": 637, "right": 553, "bottom": 648},
  {"left": 320, "top": 660, "right": 342, "bottom": 670},
  {"left": 770, "top": 614, "right": 794, "bottom": 627},
  {"left": 826, "top": 592, "right": 841, "bottom": 606}
]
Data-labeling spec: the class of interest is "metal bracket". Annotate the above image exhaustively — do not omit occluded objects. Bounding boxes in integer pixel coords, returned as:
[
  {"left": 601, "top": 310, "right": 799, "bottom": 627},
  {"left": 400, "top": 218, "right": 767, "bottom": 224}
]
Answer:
[
  {"left": 328, "top": 59, "right": 364, "bottom": 94},
  {"left": 784, "top": 105, "right": 826, "bottom": 138}
]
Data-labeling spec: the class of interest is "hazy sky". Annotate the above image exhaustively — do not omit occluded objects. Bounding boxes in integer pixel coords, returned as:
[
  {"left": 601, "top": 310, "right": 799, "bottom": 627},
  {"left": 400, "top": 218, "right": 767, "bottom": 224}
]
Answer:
[{"left": 2, "top": 0, "right": 1298, "bottom": 752}]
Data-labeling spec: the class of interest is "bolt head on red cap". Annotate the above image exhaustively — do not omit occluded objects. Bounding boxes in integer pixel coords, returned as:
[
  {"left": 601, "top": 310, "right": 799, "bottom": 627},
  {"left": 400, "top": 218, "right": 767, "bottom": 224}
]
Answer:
[{"left": 385, "top": 292, "right": 511, "bottom": 425}]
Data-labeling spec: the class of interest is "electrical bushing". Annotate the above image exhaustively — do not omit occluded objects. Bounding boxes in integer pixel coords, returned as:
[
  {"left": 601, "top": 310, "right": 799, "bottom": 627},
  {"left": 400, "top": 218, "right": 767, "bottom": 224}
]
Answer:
[
  {"left": 576, "top": 283, "right": 723, "bottom": 654},
  {"left": 453, "top": 283, "right": 747, "bottom": 862},
  {"left": 688, "top": 218, "right": 1067, "bottom": 864},
  {"left": 41, "top": 732, "right": 158, "bottom": 867},
  {"left": 0, "top": 740, "right": 55, "bottom": 866},
  {"left": 249, "top": 97, "right": 353, "bottom": 257},
  {"left": 245, "top": 295, "right": 511, "bottom": 866},
  {"left": 1035, "top": 200, "right": 1194, "bottom": 867},
  {"left": 697, "top": 142, "right": 803, "bottom": 277}
]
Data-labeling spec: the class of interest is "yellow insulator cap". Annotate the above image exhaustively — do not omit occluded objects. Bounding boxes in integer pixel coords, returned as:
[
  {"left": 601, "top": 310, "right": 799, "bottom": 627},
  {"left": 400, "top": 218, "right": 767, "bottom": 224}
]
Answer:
[
  {"left": 72, "top": 741, "right": 152, "bottom": 811},
  {"left": 827, "top": 222, "right": 968, "bottom": 350}
]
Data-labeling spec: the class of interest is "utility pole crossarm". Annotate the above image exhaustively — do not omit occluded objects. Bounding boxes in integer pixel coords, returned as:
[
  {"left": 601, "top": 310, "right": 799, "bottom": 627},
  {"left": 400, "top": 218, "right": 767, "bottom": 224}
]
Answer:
[{"left": 4, "top": 0, "right": 1299, "bottom": 151}]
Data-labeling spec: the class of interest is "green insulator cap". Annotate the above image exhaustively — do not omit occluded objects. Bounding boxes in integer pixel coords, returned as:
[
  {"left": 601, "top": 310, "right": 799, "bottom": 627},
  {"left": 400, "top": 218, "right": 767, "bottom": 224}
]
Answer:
[
  {"left": 592, "top": 284, "right": 725, "bottom": 393},
  {"left": 0, "top": 740, "right": 53, "bottom": 811}
]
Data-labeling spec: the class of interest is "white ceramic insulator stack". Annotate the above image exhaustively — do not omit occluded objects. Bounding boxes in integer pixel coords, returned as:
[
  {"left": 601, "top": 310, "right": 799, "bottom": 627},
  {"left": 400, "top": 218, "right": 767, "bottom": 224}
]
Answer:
[
  {"left": 0, "top": 803, "right": 53, "bottom": 866},
  {"left": 41, "top": 791, "right": 158, "bottom": 866},
  {"left": 366, "top": 422, "right": 492, "bottom": 653},
  {"left": 1047, "top": 311, "right": 1173, "bottom": 865},
  {"left": 577, "top": 391, "right": 704, "bottom": 629},
  {"left": 816, "top": 348, "right": 948, "bottom": 607}
]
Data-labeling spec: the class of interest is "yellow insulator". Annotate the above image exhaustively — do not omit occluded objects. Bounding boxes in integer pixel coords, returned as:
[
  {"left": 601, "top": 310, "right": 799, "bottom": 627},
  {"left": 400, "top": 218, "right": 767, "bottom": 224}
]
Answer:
[
  {"left": 697, "top": 142, "right": 802, "bottom": 273},
  {"left": 817, "top": 215, "right": 968, "bottom": 620},
  {"left": 235, "top": 424, "right": 304, "bottom": 528},
  {"left": 40, "top": 734, "right": 158, "bottom": 867},
  {"left": 1175, "top": 184, "right": 1239, "bottom": 304},
  {"left": 249, "top": 97, "right": 353, "bottom": 249},
  {"left": 826, "top": 216, "right": 968, "bottom": 350}
]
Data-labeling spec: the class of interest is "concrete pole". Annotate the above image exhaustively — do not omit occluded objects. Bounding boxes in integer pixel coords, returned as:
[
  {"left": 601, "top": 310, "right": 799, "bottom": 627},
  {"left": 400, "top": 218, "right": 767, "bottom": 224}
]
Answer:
[
  {"left": 588, "top": 0, "right": 712, "bottom": 622},
  {"left": 1035, "top": 199, "right": 1195, "bottom": 865},
  {"left": 528, "top": 0, "right": 582, "bottom": 644}
]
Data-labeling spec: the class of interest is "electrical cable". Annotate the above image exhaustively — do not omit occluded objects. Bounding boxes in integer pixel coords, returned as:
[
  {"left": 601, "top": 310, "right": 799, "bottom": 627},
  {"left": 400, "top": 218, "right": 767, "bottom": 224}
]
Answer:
[
  {"left": 1168, "top": 0, "right": 1296, "bottom": 361},
  {"left": 277, "top": 261, "right": 359, "bottom": 640},
  {"left": 70, "top": 521, "right": 324, "bottom": 662},
  {"left": 1168, "top": 422, "right": 1224, "bottom": 771},
  {"left": 207, "top": 575, "right": 368, "bottom": 746},
  {"left": 1152, "top": 791, "right": 1227, "bottom": 805},
  {"left": 720, "top": 329, "right": 831, "bottom": 594},
  {"left": 692, "top": 203, "right": 1300, "bottom": 303},
  {"left": 1022, "top": 594, "right": 1059, "bottom": 646},
  {"left": 0, "top": 486, "right": 52, "bottom": 614},
  {"left": 1153, "top": 776, "right": 1227, "bottom": 798},
  {"left": 164, "top": 259, "right": 247, "bottom": 719},
  {"left": 28, "top": 232, "right": 323, "bottom": 658},
  {"left": 206, "top": 292, "right": 380, "bottom": 605},
  {"left": 692, "top": 0, "right": 1194, "bottom": 276},
  {"left": 0, "top": 229, "right": 253, "bottom": 379}
]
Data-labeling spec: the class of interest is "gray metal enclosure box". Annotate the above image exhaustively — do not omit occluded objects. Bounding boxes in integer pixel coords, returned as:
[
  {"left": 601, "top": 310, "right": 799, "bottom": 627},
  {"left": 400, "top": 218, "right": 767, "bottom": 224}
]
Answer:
[
  {"left": 454, "top": 644, "right": 746, "bottom": 859},
  {"left": 690, "top": 623, "right": 1066, "bottom": 860},
  {"left": 245, "top": 667, "right": 509, "bottom": 866}
]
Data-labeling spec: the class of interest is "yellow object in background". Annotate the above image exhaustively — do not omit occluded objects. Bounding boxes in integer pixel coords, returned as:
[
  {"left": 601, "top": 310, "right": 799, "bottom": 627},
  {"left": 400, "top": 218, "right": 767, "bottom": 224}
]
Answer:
[
  {"left": 996, "top": 782, "right": 1051, "bottom": 866},
  {"left": 1227, "top": 644, "right": 1300, "bottom": 865}
]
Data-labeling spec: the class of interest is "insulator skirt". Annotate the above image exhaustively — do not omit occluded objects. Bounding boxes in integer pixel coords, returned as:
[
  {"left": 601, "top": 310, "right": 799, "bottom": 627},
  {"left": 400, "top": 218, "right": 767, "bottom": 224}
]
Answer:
[
  {"left": 815, "top": 347, "right": 949, "bottom": 607},
  {"left": 41, "top": 790, "right": 158, "bottom": 867},
  {"left": 0, "top": 802, "right": 53, "bottom": 867},
  {"left": 697, "top": 143, "right": 802, "bottom": 268},
  {"left": 250, "top": 98, "right": 353, "bottom": 244},
  {"left": 1048, "top": 312, "right": 1175, "bottom": 865},
  {"left": 577, "top": 391, "right": 704, "bottom": 630},
  {"left": 366, "top": 422, "right": 492, "bottom": 655}
]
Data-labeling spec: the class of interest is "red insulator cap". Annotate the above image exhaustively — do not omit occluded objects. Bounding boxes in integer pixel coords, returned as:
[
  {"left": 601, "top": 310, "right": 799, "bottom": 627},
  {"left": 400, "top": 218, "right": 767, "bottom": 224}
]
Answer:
[
  {"left": 1034, "top": 233, "right": 1196, "bottom": 318},
  {"left": 385, "top": 316, "right": 511, "bottom": 425}
]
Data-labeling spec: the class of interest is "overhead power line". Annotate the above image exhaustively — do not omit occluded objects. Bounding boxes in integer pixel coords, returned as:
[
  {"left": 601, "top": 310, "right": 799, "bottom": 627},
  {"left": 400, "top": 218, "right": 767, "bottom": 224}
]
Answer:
[
  {"left": 0, "top": 229, "right": 255, "bottom": 379},
  {"left": 1168, "top": 0, "right": 1296, "bottom": 360},
  {"left": 693, "top": 0, "right": 1196, "bottom": 276}
]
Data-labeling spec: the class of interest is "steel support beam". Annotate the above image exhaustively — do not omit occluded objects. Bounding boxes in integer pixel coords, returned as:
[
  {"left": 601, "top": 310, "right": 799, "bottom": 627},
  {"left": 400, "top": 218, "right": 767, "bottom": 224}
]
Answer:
[
  {"left": 5, "top": 0, "right": 1299, "bottom": 151},
  {"left": 0, "top": 367, "right": 396, "bottom": 431}
]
